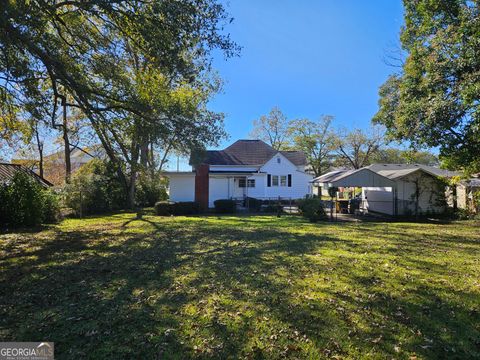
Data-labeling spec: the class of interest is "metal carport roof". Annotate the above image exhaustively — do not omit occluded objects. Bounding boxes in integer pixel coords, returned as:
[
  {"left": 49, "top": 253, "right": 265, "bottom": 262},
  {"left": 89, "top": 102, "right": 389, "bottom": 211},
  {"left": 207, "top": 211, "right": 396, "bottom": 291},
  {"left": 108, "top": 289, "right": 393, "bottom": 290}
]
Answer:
[{"left": 312, "top": 168, "right": 395, "bottom": 188}]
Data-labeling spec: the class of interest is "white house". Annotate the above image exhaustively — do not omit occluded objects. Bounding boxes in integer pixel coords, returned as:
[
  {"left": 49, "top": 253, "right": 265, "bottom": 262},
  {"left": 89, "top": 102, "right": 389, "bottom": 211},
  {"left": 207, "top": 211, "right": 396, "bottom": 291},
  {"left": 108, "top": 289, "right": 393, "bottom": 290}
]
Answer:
[
  {"left": 164, "top": 140, "right": 314, "bottom": 208},
  {"left": 312, "top": 164, "right": 458, "bottom": 216}
]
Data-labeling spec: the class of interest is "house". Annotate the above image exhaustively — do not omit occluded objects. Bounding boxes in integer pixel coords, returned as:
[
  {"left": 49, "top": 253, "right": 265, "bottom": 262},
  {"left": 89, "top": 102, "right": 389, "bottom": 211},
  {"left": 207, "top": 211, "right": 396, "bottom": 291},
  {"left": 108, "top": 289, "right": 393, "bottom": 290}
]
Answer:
[
  {"left": 456, "top": 175, "right": 480, "bottom": 213},
  {"left": 0, "top": 163, "right": 53, "bottom": 188},
  {"left": 312, "top": 164, "right": 458, "bottom": 216},
  {"left": 164, "top": 140, "right": 314, "bottom": 209},
  {"left": 12, "top": 145, "right": 105, "bottom": 185}
]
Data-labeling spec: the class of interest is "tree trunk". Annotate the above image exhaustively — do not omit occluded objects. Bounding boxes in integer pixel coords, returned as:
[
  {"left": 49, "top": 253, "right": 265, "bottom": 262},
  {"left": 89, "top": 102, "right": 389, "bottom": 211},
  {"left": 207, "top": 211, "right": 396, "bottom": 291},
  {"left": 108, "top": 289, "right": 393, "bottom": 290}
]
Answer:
[
  {"left": 140, "top": 142, "right": 149, "bottom": 167},
  {"left": 127, "top": 173, "right": 137, "bottom": 210},
  {"left": 62, "top": 97, "right": 72, "bottom": 183},
  {"left": 126, "top": 143, "right": 140, "bottom": 209},
  {"left": 35, "top": 127, "right": 44, "bottom": 178}
]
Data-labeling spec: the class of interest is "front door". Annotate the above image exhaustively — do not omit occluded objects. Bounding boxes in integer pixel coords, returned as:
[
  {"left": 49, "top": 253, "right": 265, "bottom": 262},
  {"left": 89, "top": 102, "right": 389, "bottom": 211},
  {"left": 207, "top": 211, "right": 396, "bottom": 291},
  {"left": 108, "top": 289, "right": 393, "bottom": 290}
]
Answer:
[{"left": 233, "top": 177, "right": 246, "bottom": 199}]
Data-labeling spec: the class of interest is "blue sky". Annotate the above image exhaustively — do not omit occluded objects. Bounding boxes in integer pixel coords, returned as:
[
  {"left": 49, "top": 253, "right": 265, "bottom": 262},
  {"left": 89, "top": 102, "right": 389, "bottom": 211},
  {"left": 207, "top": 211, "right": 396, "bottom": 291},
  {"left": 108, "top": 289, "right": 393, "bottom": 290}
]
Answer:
[{"left": 208, "top": 0, "right": 404, "bottom": 148}]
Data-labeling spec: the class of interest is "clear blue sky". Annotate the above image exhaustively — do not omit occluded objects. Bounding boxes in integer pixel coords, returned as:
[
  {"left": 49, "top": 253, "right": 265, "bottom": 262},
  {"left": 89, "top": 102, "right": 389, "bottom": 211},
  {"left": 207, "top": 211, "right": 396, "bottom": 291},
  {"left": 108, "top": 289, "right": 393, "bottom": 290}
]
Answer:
[{"left": 208, "top": 0, "right": 404, "bottom": 149}]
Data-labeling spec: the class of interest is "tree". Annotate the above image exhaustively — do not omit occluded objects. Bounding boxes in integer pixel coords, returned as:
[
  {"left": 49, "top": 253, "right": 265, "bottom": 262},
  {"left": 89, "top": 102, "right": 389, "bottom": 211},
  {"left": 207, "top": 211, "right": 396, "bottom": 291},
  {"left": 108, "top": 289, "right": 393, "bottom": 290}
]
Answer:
[
  {"left": 1, "top": 0, "right": 238, "bottom": 208},
  {"left": 373, "top": 0, "right": 480, "bottom": 173},
  {"left": 372, "top": 148, "right": 439, "bottom": 166},
  {"left": 250, "top": 107, "right": 290, "bottom": 150},
  {"left": 288, "top": 115, "right": 335, "bottom": 176},
  {"left": 333, "top": 127, "right": 383, "bottom": 169}
]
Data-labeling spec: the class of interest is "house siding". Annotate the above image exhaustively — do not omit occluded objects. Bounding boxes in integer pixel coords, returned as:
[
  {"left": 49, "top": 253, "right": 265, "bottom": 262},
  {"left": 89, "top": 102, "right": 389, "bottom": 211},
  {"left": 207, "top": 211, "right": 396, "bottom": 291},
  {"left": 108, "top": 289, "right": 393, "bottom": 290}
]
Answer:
[
  {"left": 168, "top": 174, "right": 195, "bottom": 202},
  {"left": 260, "top": 153, "right": 313, "bottom": 199}
]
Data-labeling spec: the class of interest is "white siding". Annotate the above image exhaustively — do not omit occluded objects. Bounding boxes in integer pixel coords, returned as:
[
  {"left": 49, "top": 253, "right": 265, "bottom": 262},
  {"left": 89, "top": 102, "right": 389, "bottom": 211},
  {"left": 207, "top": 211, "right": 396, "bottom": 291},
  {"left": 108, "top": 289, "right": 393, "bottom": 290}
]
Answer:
[
  {"left": 168, "top": 175, "right": 195, "bottom": 202},
  {"left": 260, "top": 153, "right": 313, "bottom": 199},
  {"left": 209, "top": 177, "right": 230, "bottom": 207}
]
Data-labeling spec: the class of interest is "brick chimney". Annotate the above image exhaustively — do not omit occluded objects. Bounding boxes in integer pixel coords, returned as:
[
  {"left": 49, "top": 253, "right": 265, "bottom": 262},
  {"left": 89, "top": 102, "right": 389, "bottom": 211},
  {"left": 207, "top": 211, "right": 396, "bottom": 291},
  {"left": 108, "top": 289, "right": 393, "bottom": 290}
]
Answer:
[{"left": 195, "top": 164, "right": 210, "bottom": 211}]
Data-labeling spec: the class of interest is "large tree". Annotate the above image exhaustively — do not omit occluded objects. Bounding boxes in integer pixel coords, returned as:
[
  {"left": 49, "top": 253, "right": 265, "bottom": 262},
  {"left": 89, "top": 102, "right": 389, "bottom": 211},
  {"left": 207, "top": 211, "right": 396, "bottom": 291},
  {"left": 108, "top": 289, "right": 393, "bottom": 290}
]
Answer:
[
  {"left": 373, "top": 0, "right": 480, "bottom": 173},
  {"left": 333, "top": 127, "right": 383, "bottom": 169},
  {"left": 0, "top": 0, "right": 238, "bottom": 207},
  {"left": 250, "top": 107, "right": 290, "bottom": 150},
  {"left": 372, "top": 148, "right": 439, "bottom": 166},
  {"left": 288, "top": 115, "right": 335, "bottom": 176}
]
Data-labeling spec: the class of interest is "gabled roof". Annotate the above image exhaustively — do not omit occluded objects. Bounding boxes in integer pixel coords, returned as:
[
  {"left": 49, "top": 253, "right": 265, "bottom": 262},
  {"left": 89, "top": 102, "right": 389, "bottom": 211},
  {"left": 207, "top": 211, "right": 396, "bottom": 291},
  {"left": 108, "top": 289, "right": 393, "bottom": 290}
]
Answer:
[
  {"left": 365, "top": 164, "right": 458, "bottom": 179},
  {"left": 312, "top": 167, "right": 394, "bottom": 187},
  {"left": 196, "top": 140, "right": 307, "bottom": 166},
  {"left": 312, "top": 163, "right": 458, "bottom": 186},
  {"left": 0, "top": 163, "right": 53, "bottom": 187},
  {"left": 312, "top": 169, "right": 354, "bottom": 184}
]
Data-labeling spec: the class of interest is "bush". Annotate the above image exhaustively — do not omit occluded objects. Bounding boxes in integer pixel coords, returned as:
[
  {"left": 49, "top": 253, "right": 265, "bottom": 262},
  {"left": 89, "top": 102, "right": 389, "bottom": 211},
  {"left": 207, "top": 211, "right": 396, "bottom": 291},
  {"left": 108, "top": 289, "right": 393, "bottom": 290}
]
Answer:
[
  {"left": 41, "top": 189, "right": 60, "bottom": 223},
  {"left": 154, "top": 201, "right": 200, "bottom": 216},
  {"left": 136, "top": 173, "right": 168, "bottom": 207},
  {"left": 0, "top": 172, "right": 59, "bottom": 228},
  {"left": 245, "top": 197, "right": 262, "bottom": 212},
  {"left": 63, "top": 159, "right": 126, "bottom": 215},
  {"left": 154, "top": 201, "right": 171, "bottom": 216},
  {"left": 214, "top": 199, "right": 236, "bottom": 214},
  {"left": 171, "top": 202, "right": 200, "bottom": 215},
  {"left": 298, "top": 197, "right": 327, "bottom": 222}
]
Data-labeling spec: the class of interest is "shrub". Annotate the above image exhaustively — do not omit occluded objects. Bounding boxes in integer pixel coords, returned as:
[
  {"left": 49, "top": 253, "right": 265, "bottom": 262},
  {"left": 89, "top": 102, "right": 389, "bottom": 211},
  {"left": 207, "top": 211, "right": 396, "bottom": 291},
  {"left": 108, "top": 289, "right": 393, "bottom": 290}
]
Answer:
[
  {"left": 154, "top": 201, "right": 171, "bottom": 216},
  {"left": 298, "top": 197, "right": 327, "bottom": 222},
  {"left": 245, "top": 197, "right": 262, "bottom": 212},
  {"left": 41, "top": 189, "right": 60, "bottom": 223},
  {"left": 63, "top": 159, "right": 126, "bottom": 215},
  {"left": 154, "top": 201, "right": 200, "bottom": 216},
  {"left": 170, "top": 202, "right": 200, "bottom": 215},
  {"left": 214, "top": 199, "right": 236, "bottom": 214},
  {"left": 0, "top": 172, "right": 59, "bottom": 228},
  {"left": 136, "top": 173, "right": 168, "bottom": 207}
]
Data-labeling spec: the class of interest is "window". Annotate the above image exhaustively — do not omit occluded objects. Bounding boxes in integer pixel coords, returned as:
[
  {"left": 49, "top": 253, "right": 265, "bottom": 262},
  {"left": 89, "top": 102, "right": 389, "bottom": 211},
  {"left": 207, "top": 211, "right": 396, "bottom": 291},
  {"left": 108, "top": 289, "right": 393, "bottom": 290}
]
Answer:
[
  {"left": 280, "top": 175, "right": 287, "bottom": 186},
  {"left": 239, "top": 178, "right": 255, "bottom": 188},
  {"left": 272, "top": 175, "right": 279, "bottom": 186},
  {"left": 277, "top": 157, "right": 281, "bottom": 164}
]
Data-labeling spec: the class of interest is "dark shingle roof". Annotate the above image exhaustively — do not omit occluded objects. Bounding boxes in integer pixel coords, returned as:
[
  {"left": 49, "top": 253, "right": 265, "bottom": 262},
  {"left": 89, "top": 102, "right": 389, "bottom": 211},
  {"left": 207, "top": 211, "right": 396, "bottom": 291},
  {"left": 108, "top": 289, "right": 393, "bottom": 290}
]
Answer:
[
  {"left": 197, "top": 140, "right": 307, "bottom": 166},
  {"left": 0, "top": 163, "right": 53, "bottom": 187}
]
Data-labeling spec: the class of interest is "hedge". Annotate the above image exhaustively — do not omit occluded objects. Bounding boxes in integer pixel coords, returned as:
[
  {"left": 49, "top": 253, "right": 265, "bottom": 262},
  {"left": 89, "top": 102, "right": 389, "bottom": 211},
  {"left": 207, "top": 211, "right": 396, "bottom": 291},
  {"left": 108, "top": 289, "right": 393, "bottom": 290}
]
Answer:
[
  {"left": 154, "top": 201, "right": 200, "bottom": 216},
  {"left": 214, "top": 199, "right": 236, "bottom": 214}
]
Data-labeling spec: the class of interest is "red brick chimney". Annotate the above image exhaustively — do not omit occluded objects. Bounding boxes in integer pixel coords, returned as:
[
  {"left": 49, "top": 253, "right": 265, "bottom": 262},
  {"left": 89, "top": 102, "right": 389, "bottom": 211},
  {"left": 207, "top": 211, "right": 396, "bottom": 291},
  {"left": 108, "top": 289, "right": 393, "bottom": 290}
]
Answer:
[{"left": 195, "top": 164, "right": 209, "bottom": 211}]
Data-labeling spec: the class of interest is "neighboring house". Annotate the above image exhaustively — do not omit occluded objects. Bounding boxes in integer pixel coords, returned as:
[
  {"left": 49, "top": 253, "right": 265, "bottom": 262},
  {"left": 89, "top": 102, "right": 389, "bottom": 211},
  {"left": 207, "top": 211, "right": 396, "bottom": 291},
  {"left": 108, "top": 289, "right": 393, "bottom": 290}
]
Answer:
[
  {"left": 164, "top": 140, "right": 314, "bottom": 208},
  {"left": 0, "top": 163, "right": 53, "bottom": 188},
  {"left": 12, "top": 145, "right": 104, "bottom": 185},
  {"left": 312, "top": 164, "right": 458, "bottom": 216},
  {"left": 456, "top": 175, "right": 480, "bottom": 213}
]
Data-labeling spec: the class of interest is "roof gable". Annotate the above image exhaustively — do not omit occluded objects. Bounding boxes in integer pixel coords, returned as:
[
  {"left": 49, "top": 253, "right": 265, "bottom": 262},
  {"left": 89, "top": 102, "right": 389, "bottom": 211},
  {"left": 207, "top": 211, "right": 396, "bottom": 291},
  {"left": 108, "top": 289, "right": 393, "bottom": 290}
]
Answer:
[
  {"left": 197, "top": 140, "right": 307, "bottom": 166},
  {"left": 0, "top": 163, "right": 53, "bottom": 187}
]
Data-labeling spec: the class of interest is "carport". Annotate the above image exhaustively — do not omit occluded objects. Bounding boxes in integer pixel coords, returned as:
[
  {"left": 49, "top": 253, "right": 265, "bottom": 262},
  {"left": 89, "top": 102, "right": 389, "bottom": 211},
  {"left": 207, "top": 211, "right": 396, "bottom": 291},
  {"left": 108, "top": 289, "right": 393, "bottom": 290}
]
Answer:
[{"left": 311, "top": 168, "right": 397, "bottom": 216}]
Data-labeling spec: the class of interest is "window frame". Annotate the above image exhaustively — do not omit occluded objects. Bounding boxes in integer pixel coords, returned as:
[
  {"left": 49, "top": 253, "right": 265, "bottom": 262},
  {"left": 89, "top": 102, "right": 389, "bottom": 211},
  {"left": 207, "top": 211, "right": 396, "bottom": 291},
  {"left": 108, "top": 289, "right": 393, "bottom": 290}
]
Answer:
[
  {"left": 239, "top": 178, "right": 255, "bottom": 188},
  {"left": 272, "top": 175, "right": 279, "bottom": 186}
]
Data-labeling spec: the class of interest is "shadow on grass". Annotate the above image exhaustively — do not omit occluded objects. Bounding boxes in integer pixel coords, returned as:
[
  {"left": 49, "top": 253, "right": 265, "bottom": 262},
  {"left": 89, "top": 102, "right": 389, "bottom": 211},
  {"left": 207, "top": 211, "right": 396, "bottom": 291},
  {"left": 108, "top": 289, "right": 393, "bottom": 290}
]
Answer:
[{"left": 0, "top": 215, "right": 479, "bottom": 359}]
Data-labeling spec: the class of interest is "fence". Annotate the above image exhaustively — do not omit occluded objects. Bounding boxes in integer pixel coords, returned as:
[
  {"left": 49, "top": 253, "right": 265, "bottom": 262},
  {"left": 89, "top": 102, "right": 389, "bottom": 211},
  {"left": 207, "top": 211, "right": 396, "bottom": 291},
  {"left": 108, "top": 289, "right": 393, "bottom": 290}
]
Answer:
[{"left": 229, "top": 196, "right": 298, "bottom": 214}]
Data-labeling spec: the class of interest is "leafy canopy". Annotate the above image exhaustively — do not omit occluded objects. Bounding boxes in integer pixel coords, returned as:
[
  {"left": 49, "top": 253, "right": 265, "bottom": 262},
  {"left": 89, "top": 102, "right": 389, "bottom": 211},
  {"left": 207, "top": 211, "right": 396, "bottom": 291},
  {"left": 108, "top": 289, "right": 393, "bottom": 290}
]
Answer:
[{"left": 373, "top": 0, "right": 480, "bottom": 172}]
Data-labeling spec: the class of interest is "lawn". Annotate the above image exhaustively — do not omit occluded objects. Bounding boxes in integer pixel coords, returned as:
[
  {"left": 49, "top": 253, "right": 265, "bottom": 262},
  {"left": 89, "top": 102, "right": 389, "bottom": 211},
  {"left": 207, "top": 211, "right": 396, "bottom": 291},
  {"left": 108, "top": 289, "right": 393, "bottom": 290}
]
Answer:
[{"left": 0, "top": 213, "right": 479, "bottom": 359}]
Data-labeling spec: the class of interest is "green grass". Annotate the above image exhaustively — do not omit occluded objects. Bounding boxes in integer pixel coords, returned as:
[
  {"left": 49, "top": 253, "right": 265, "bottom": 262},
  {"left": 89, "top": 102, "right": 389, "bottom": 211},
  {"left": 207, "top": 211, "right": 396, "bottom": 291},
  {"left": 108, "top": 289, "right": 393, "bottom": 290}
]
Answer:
[{"left": 1, "top": 213, "right": 479, "bottom": 359}]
